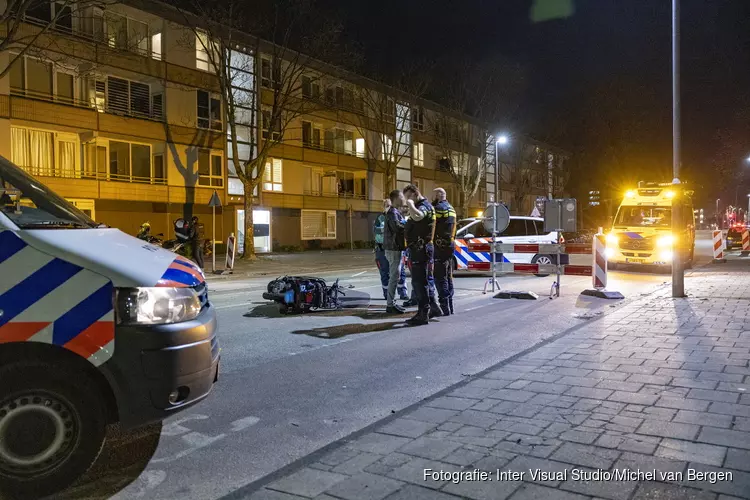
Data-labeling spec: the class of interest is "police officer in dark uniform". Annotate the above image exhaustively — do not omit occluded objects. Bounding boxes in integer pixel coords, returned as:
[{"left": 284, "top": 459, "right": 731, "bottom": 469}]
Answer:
[
  {"left": 403, "top": 184, "right": 441, "bottom": 325},
  {"left": 432, "top": 188, "right": 456, "bottom": 315}
]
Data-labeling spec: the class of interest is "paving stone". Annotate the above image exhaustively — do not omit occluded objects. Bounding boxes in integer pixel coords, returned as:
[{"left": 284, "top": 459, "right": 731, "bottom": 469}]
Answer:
[
  {"left": 550, "top": 442, "right": 620, "bottom": 469},
  {"left": 560, "top": 475, "right": 638, "bottom": 500},
  {"left": 559, "top": 428, "right": 601, "bottom": 445},
  {"left": 505, "top": 455, "right": 574, "bottom": 487},
  {"left": 267, "top": 468, "right": 348, "bottom": 498},
  {"left": 608, "top": 391, "right": 659, "bottom": 405},
  {"left": 673, "top": 410, "right": 733, "bottom": 429},
  {"left": 504, "top": 421, "right": 546, "bottom": 436},
  {"left": 564, "top": 386, "right": 614, "bottom": 400},
  {"left": 614, "top": 451, "right": 687, "bottom": 478},
  {"left": 404, "top": 407, "right": 459, "bottom": 424},
  {"left": 671, "top": 378, "right": 719, "bottom": 390},
  {"left": 333, "top": 452, "right": 386, "bottom": 475},
  {"left": 509, "top": 483, "right": 590, "bottom": 500},
  {"left": 448, "top": 410, "right": 501, "bottom": 428},
  {"left": 687, "top": 389, "right": 740, "bottom": 404},
  {"left": 619, "top": 365, "right": 658, "bottom": 375},
  {"left": 557, "top": 376, "right": 600, "bottom": 387},
  {"left": 350, "top": 434, "right": 413, "bottom": 455},
  {"left": 655, "top": 438, "right": 727, "bottom": 467},
  {"left": 682, "top": 463, "right": 750, "bottom": 498},
  {"left": 656, "top": 396, "right": 712, "bottom": 412},
  {"left": 488, "top": 389, "right": 540, "bottom": 402},
  {"left": 697, "top": 372, "right": 744, "bottom": 383},
  {"left": 656, "top": 368, "right": 701, "bottom": 379},
  {"left": 378, "top": 419, "right": 437, "bottom": 439},
  {"left": 426, "top": 396, "right": 480, "bottom": 411},
  {"left": 594, "top": 379, "right": 644, "bottom": 393},
  {"left": 642, "top": 406, "right": 678, "bottom": 421},
  {"left": 383, "top": 484, "right": 459, "bottom": 500},
  {"left": 320, "top": 447, "right": 364, "bottom": 466},
  {"left": 589, "top": 370, "right": 631, "bottom": 381},
  {"left": 516, "top": 372, "right": 563, "bottom": 383},
  {"left": 631, "top": 481, "right": 717, "bottom": 500},
  {"left": 448, "top": 386, "right": 496, "bottom": 400},
  {"left": 441, "top": 473, "right": 521, "bottom": 500},
  {"left": 310, "top": 462, "right": 333, "bottom": 472},
  {"left": 398, "top": 437, "right": 462, "bottom": 460},
  {"left": 324, "top": 472, "right": 404, "bottom": 500},
  {"left": 599, "top": 433, "right": 660, "bottom": 454},
  {"left": 441, "top": 447, "right": 487, "bottom": 467},
  {"left": 437, "top": 422, "right": 463, "bottom": 432},
  {"left": 363, "top": 453, "right": 413, "bottom": 476},
  {"left": 698, "top": 427, "right": 750, "bottom": 451},
  {"left": 627, "top": 374, "right": 673, "bottom": 385},
  {"left": 724, "top": 448, "right": 750, "bottom": 472},
  {"left": 386, "top": 457, "right": 458, "bottom": 489},
  {"left": 708, "top": 402, "right": 750, "bottom": 418},
  {"left": 249, "top": 490, "right": 310, "bottom": 500}
]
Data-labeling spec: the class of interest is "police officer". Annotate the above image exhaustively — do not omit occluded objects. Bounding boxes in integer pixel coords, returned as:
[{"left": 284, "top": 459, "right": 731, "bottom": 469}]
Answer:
[
  {"left": 403, "top": 184, "right": 442, "bottom": 325},
  {"left": 433, "top": 188, "right": 456, "bottom": 315}
]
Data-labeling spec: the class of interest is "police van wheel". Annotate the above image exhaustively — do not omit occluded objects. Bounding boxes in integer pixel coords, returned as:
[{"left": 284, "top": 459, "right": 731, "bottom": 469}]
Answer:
[
  {"left": 531, "top": 255, "right": 553, "bottom": 277},
  {"left": 0, "top": 364, "right": 107, "bottom": 498}
]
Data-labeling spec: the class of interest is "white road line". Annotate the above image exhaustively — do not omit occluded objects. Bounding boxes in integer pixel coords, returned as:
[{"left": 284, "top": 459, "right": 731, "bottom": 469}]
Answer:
[{"left": 351, "top": 271, "right": 368, "bottom": 277}]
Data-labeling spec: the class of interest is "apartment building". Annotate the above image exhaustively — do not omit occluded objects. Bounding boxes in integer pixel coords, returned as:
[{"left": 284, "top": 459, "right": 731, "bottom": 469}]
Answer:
[{"left": 1, "top": 0, "right": 568, "bottom": 254}]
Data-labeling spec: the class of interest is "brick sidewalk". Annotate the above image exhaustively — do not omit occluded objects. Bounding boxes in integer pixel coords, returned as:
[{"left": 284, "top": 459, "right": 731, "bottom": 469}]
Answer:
[{"left": 245, "top": 265, "right": 750, "bottom": 500}]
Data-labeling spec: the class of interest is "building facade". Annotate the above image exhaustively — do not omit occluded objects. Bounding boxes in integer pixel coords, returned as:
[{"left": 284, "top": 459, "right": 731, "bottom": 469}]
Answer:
[{"left": 1, "top": 0, "right": 569, "bottom": 254}]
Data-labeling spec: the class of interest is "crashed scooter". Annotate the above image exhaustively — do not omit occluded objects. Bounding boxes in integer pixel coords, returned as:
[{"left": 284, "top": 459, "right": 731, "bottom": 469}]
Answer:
[{"left": 263, "top": 276, "right": 344, "bottom": 314}]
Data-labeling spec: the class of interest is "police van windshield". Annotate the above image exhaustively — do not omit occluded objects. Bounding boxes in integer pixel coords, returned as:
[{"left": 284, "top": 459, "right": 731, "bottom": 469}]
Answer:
[
  {"left": 0, "top": 156, "right": 97, "bottom": 229},
  {"left": 615, "top": 206, "right": 671, "bottom": 228}
]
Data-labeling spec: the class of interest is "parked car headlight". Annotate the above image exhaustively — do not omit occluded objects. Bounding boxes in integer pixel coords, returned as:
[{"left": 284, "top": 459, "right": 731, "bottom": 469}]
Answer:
[
  {"left": 115, "top": 287, "right": 201, "bottom": 325},
  {"left": 657, "top": 235, "right": 675, "bottom": 247}
]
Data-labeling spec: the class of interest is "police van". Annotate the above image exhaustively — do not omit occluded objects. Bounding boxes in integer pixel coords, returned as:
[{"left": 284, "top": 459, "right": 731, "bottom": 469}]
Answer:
[
  {"left": 606, "top": 182, "right": 695, "bottom": 269},
  {"left": 454, "top": 216, "right": 561, "bottom": 275},
  {"left": 0, "top": 157, "right": 219, "bottom": 496}
]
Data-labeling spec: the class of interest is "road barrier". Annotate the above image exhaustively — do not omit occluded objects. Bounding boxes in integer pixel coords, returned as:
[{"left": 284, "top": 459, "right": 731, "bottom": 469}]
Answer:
[
  {"left": 712, "top": 230, "right": 726, "bottom": 263},
  {"left": 224, "top": 233, "right": 237, "bottom": 274},
  {"left": 742, "top": 230, "right": 750, "bottom": 256},
  {"left": 466, "top": 234, "right": 622, "bottom": 299}
]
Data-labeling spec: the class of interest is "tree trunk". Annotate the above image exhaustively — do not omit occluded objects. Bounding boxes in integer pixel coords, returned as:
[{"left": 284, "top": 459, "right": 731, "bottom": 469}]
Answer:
[{"left": 242, "top": 182, "right": 257, "bottom": 260}]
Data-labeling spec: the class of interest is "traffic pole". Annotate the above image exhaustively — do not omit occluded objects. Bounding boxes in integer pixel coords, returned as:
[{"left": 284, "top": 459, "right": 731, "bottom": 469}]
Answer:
[{"left": 671, "top": 0, "right": 685, "bottom": 298}]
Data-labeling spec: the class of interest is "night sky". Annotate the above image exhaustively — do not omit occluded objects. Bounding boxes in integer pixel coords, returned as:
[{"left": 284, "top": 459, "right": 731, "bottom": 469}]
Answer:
[{"left": 319, "top": 0, "right": 750, "bottom": 208}]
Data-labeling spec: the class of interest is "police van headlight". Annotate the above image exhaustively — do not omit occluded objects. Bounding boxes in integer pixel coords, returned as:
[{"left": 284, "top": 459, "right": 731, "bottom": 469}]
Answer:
[
  {"left": 115, "top": 287, "right": 201, "bottom": 325},
  {"left": 657, "top": 235, "right": 675, "bottom": 248}
]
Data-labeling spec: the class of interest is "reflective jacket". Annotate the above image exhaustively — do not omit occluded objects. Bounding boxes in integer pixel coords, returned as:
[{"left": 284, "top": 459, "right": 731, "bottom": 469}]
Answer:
[
  {"left": 433, "top": 199, "right": 456, "bottom": 259},
  {"left": 405, "top": 198, "right": 435, "bottom": 250}
]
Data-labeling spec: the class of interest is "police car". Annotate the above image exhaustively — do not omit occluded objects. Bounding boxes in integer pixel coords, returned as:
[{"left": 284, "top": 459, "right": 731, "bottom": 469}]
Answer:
[
  {"left": 0, "top": 157, "right": 219, "bottom": 497},
  {"left": 454, "top": 216, "right": 561, "bottom": 276}
]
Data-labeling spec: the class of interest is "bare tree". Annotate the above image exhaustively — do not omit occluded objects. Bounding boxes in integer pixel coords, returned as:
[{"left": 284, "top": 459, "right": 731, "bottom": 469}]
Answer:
[{"left": 173, "top": 0, "right": 345, "bottom": 258}]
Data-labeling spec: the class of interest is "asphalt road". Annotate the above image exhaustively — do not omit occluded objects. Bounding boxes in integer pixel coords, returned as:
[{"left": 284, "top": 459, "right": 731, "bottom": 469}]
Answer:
[{"left": 60, "top": 233, "right": 716, "bottom": 500}]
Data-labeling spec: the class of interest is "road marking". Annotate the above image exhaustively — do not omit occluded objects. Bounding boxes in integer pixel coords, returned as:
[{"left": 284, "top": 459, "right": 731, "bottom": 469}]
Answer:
[
  {"left": 152, "top": 431, "right": 226, "bottom": 464},
  {"left": 351, "top": 271, "right": 367, "bottom": 277},
  {"left": 288, "top": 338, "right": 353, "bottom": 356},
  {"left": 230, "top": 416, "right": 260, "bottom": 432},
  {"left": 161, "top": 414, "right": 209, "bottom": 437}
]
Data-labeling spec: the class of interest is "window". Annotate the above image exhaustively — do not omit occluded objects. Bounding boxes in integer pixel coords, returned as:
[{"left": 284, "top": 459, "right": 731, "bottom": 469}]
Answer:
[
  {"left": 153, "top": 153, "right": 165, "bottom": 180},
  {"left": 197, "top": 90, "right": 222, "bottom": 130},
  {"left": 11, "top": 127, "right": 54, "bottom": 176},
  {"left": 151, "top": 93, "right": 163, "bottom": 120},
  {"left": 198, "top": 150, "right": 223, "bottom": 187},
  {"left": 302, "top": 121, "right": 323, "bottom": 148},
  {"left": 107, "top": 140, "right": 156, "bottom": 183},
  {"left": 337, "top": 171, "right": 366, "bottom": 198},
  {"left": 383, "top": 97, "right": 395, "bottom": 123},
  {"left": 413, "top": 142, "right": 424, "bottom": 167},
  {"left": 80, "top": 5, "right": 104, "bottom": 40},
  {"left": 503, "top": 219, "right": 529, "bottom": 237},
  {"left": 9, "top": 55, "right": 24, "bottom": 91},
  {"left": 151, "top": 33, "right": 162, "bottom": 60},
  {"left": 355, "top": 138, "right": 365, "bottom": 157},
  {"left": 56, "top": 71, "right": 74, "bottom": 103},
  {"left": 261, "top": 109, "right": 281, "bottom": 140},
  {"left": 263, "top": 158, "right": 283, "bottom": 191},
  {"left": 301, "top": 210, "right": 336, "bottom": 240},
  {"left": 301, "top": 75, "right": 320, "bottom": 99},
  {"left": 261, "top": 57, "right": 280, "bottom": 88},
  {"left": 381, "top": 135, "right": 394, "bottom": 161},
  {"left": 412, "top": 107, "right": 424, "bottom": 131},
  {"left": 53, "top": 1, "right": 72, "bottom": 31},
  {"left": 105, "top": 12, "right": 127, "bottom": 50},
  {"left": 196, "top": 30, "right": 218, "bottom": 71},
  {"left": 84, "top": 143, "right": 107, "bottom": 178},
  {"left": 104, "top": 77, "right": 150, "bottom": 117},
  {"left": 27, "top": 59, "right": 53, "bottom": 97}
]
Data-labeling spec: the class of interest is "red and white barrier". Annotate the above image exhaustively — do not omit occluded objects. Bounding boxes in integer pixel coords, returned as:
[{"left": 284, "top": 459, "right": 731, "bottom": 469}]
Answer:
[
  {"left": 468, "top": 242, "right": 591, "bottom": 255},
  {"left": 580, "top": 232, "right": 624, "bottom": 299},
  {"left": 712, "top": 230, "right": 726, "bottom": 263},
  {"left": 224, "top": 233, "right": 237, "bottom": 274},
  {"left": 741, "top": 230, "right": 749, "bottom": 256},
  {"left": 467, "top": 261, "right": 592, "bottom": 276}
]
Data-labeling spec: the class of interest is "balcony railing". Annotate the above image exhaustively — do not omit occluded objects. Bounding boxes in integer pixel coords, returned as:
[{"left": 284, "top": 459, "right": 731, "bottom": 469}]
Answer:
[
  {"left": 19, "top": 165, "right": 167, "bottom": 185},
  {"left": 303, "top": 189, "right": 366, "bottom": 200},
  {"left": 301, "top": 141, "right": 366, "bottom": 159}
]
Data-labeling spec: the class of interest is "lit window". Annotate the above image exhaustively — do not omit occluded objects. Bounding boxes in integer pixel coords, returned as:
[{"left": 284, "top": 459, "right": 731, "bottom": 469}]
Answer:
[
  {"left": 380, "top": 135, "right": 394, "bottom": 161},
  {"left": 263, "top": 158, "right": 283, "bottom": 191},
  {"left": 355, "top": 138, "right": 365, "bottom": 157},
  {"left": 151, "top": 32, "right": 162, "bottom": 60},
  {"left": 198, "top": 150, "right": 223, "bottom": 187},
  {"left": 413, "top": 141, "right": 424, "bottom": 167},
  {"left": 196, "top": 30, "right": 218, "bottom": 72},
  {"left": 197, "top": 90, "right": 222, "bottom": 130}
]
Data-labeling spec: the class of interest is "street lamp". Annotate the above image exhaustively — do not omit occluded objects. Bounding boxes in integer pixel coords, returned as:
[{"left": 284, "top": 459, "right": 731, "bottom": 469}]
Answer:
[{"left": 495, "top": 134, "right": 510, "bottom": 205}]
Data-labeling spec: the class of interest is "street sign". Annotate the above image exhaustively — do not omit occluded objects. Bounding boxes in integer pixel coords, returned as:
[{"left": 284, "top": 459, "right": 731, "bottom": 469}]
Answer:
[
  {"left": 544, "top": 198, "right": 577, "bottom": 232},
  {"left": 482, "top": 203, "right": 510, "bottom": 235},
  {"left": 208, "top": 190, "right": 222, "bottom": 207}
]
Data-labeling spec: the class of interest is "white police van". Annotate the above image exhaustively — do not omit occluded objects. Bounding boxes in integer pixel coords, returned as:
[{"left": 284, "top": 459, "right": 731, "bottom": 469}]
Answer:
[
  {"left": 454, "top": 216, "right": 561, "bottom": 276},
  {"left": 0, "top": 157, "right": 219, "bottom": 497}
]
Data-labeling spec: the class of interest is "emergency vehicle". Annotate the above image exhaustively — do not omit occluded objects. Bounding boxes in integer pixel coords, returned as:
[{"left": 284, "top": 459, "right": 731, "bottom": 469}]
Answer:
[
  {"left": 606, "top": 182, "right": 695, "bottom": 269},
  {"left": 0, "top": 157, "right": 219, "bottom": 496}
]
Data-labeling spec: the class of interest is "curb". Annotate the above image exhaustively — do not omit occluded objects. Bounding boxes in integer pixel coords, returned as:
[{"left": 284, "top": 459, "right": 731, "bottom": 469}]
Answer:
[{"left": 217, "top": 279, "right": 673, "bottom": 499}]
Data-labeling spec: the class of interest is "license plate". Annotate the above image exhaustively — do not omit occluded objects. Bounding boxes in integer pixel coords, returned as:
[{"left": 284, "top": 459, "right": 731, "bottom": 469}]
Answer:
[{"left": 626, "top": 258, "right": 645, "bottom": 264}]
